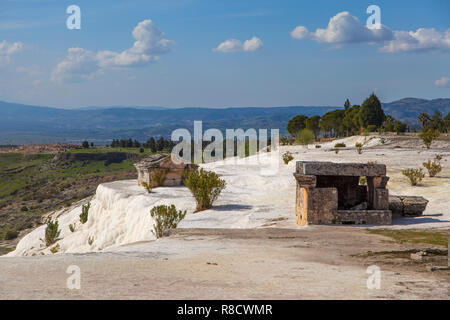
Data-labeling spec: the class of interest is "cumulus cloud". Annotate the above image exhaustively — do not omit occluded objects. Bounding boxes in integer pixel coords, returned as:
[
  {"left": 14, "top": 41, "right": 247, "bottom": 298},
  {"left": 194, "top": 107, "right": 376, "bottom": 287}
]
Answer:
[
  {"left": 0, "top": 40, "right": 23, "bottom": 65},
  {"left": 290, "top": 12, "right": 393, "bottom": 44},
  {"left": 213, "top": 36, "right": 263, "bottom": 53},
  {"left": 51, "top": 20, "right": 173, "bottom": 83},
  {"left": 291, "top": 12, "right": 450, "bottom": 53},
  {"left": 380, "top": 28, "right": 450, "bottom": 53},
  {"left": 435, "top": 76, "right": 450, "bottom": 87}
]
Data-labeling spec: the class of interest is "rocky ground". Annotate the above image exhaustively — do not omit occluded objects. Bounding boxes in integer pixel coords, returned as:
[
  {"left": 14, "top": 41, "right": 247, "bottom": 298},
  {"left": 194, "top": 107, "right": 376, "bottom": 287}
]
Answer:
[{"left": 0, "top": 227, "right": 448, "bottom": 299}]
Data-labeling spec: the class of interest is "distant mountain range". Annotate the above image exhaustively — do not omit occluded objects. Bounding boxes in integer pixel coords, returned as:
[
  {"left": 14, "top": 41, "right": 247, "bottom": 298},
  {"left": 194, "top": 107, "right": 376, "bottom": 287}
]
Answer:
[{"left": 0, "top": 98, "right": 449, "bottom": 145}]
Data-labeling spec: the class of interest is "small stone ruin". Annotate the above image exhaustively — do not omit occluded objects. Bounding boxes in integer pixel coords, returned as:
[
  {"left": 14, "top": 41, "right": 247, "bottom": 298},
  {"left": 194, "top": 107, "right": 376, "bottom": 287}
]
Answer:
[
  {"left": 294, "top": 161, "right": 391, "bottom": 225},
  {"left": 293, "top": 161, "right": 429, "bottom": 226},
  {"left": 134, "top": 154, "right": 198, "bottom": 188}
]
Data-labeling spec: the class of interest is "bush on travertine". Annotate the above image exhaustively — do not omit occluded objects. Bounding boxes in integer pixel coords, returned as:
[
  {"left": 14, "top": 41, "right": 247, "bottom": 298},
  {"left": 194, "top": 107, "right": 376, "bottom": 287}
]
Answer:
[
  {"left": 355, "top": 143, "right": 363, "bottom": 154},
  {"left": 334, "top": 143, "right": 346, "bottom": 148},
  {"left": 150, "top": 204, "right": 186, "bottom": 238},
  {"left": 419, "top": 129, "right": 440, "bottom": 149},
  {"left": 402, "top": 168, "right": 425, "bottom": 186},
  {"left": 184, "top": 169, "right": 226, "bottom": 212},
  {"left": 43, "top": 219, "right": 60, "bottom": 247},
  {"left": 282, "top": 151, "right": 294, "bottom": 164},
  {"left": 423, "top": 155, "right": 443, "bottom": 177},
  {"left": 79, "top": 202, "right": 90, "bottom": 224}
]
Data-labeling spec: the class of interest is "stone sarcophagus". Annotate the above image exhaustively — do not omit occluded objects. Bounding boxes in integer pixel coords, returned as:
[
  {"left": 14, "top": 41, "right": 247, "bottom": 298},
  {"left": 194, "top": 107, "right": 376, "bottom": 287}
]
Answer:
[
  {"left": 134, "top": 154, "right": 198, "bottom": 188},
  {"left": 294, "top": 161, "right": 392, "bottom": 226}
]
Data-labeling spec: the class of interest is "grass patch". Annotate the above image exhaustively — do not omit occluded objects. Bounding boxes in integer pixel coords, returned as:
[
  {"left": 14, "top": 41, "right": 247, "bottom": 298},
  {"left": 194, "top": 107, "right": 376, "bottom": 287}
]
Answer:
[{"left": 367, "top": 229, "right": 449, "bottom": 247}]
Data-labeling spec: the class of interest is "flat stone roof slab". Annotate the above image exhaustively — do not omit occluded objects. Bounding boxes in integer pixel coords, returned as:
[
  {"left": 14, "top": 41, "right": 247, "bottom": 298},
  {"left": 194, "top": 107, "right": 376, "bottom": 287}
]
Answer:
[{"left": 296, "top": 161, "right": 386, "bottom": 177}]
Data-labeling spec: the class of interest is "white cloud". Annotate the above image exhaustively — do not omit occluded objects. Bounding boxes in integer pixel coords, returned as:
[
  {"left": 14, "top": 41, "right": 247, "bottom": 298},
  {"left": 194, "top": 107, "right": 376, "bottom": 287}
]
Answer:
[
  {"left": 435, "top": 76, "right": 450, "bottom": 87},
  {"left": 0, "top": 40, "right": 23, "bottom": 65},
  {"left": 290, "top": 12, "right": 393, "bottom": 44},
  {"left": 213, "top": 36, "right": 263, "bottom": 53},
  {"left": 51, "top": 20, "right": 173, "bottom": 83},
  {"left": 291, "top": 11, "right": 450, "bottom": 53},
  {"left": 380, "top": 28, "right": 450, "bottom": 53}
]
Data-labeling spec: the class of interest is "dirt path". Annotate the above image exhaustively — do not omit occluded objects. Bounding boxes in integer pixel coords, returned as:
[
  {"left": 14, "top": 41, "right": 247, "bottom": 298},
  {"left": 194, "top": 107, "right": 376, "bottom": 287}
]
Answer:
[{"left": 0, "top": 227, "right": 448, "bottom": 299}]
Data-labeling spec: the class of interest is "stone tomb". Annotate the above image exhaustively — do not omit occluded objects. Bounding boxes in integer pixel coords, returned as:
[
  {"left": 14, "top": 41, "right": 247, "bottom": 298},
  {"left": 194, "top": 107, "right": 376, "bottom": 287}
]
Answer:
[
  {"left": 294, "top": 161, "right": 392, "bottom": 225},
  {"left": 134, "top": 154, "right": 198, "bottom": 188}
]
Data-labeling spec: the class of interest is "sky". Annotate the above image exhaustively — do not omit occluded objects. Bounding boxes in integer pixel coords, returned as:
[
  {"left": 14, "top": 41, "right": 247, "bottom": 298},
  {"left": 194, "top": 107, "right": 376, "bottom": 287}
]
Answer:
[{"left": 0, "top": 0, "right": 449, "bottom": 108}]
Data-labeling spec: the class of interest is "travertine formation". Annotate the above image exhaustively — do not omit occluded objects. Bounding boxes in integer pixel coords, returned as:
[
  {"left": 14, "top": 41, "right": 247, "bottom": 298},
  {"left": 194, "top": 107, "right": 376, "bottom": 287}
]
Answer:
[
  {"left": 134, "top": 154, "right": 198, "bottom": 188},
  {"left": 294, "top": 161, "right": 392, "bottom": 225}
]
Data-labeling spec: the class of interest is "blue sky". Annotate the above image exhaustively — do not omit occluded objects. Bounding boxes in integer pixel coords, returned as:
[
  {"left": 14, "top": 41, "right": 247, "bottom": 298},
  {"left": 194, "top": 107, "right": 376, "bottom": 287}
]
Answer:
[{"left": 0, "top": 0, "right": 449, "bottom": 108}]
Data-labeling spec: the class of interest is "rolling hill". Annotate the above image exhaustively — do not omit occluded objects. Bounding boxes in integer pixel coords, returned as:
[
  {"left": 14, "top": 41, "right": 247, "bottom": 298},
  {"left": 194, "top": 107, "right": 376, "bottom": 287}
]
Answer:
[{"left": 0, "top": 98, "right": 448, "bottom": 145}]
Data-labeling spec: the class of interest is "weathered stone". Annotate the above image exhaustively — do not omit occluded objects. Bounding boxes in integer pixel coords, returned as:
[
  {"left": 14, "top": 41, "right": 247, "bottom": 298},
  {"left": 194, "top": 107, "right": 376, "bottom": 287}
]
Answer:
[
  {"left": 296, "top": 161, "right": 386, "bottom": 177},
  {"left": 389, "top": 196, "right": 403, "bottom": 215},
  {"left": 134, "top": 154, "right": 198, "bottom": 188},
  {"left": 293, "top": 174, "right": 316, "bottom": 187},
  {"left": 350, "top": 202, "right": 367, "bottom": 210},
  {"left": 388, "top": 195, "right": 429, "bottom": 216},
  {"left": 296, "top": 186, "right": 337, "bottom": 226},
  {"left": 402, "top": 196, "right": 429, "bottom": 216},
  {"left": 334, "top": 210, "right": 392, "bottom": 225},
  {"left": 374, "top": 188, "right": 389, "bottom": 210}
]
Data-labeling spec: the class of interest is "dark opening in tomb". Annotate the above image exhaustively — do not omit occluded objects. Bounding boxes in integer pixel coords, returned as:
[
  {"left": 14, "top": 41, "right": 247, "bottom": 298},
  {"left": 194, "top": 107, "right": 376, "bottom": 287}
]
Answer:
[{"left": 315, "top": 175, "right": 368, "bottom": 210}]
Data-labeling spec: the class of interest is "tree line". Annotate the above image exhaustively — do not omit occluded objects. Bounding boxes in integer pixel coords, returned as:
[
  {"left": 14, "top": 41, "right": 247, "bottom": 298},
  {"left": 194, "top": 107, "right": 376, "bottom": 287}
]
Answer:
[
  {"left": 287, "top": 93, "right": 444, "bottom": 140},
  {"left": 110, "top": 137, "right": 176, "bottom": 152}
]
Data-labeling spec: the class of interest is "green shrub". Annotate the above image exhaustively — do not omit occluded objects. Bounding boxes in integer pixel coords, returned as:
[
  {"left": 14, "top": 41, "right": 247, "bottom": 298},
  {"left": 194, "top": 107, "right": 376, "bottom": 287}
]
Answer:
[
  {"left": 69, "top": 223, "right": 76, "bottom": 233},
  {"left": 419, "top": 129, "right": 440, "bottom": 149},
  {"left": 367, "top": 125, "right": 377, "bottom": 132},
  {"left": 42, "top": 220, "right": 61, "bottom": 247},
  {"left": 50, "top": 244, "right": 60, "bottom": 254},
  {"left": 184, "top": 169, "right": 226, "bottom": 211},
  {"left": 355, "top": 143, "right": 363, "bottom": 154},
  {"left": 141, "top": 181, "right": 152, "bottom": 193},
  {"left": 20, "top": 206, "right": 28, "bottom": 212},
  {"left": 150, "top": 204, "right": 187, "bottom": 238},
  {"left": 79, "top": 202, "right": 90, "bottom": 224},
  {"left": 88, "top": 236, "right": 94, "bottom": 246},
  {"left": 423, "top": 155, "right": 443, "bottom": 177},
  {"left": 402, "top": 168, "right": 425, "bottom": 186},
  {"left": 295, "top": 129, "right": 315, "bottom": 146},
  {"left": 4, "top": 229, "right": 19, "bottom": 240},
  {"left": 282, "top": 151, "right": 294, "bottom": 164},
  {"left": 334, "top": 143, "right": 346, "bottom": 148}
]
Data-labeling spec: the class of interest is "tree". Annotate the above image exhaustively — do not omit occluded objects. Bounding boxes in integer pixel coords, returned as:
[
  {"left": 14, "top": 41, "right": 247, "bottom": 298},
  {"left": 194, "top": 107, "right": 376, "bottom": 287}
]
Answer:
[
  {"left": 444, "top": 113, "right": 450, "bottom": 133},
  {"left": 393, "top": 120, "right": 407, "bottom": 133},
  {"left": 358, "top": 93, "right": 385, "bottom": 129},
  {"left": 428, "top": 110, "right": 445, "bottom": 132},
  {"left": 146, "top": 137, "right": 157, "bottom": 152},
  {"left": 156, "top": 137, "right": 165, "bottom": 151},
  {"left": 344, "top": 99, "right": 351, "bottom": 110},
  {"left": 287, "top": 115, "right": 308, "bottom": 137},
  {"left": 82, "top": 141, "right": 89, "bottom": 148},
  {"left": 417, "top": 112, "right": 430, "bottom": 128},
  {"left": 382, "top": 115, "right": 396, "bottom": 132},
  {"left": 305, "top": 115, "right": 321, "bottom": 139},
  {"left": 296, "top": 128, "right": 315, "bottom": 146},
  {"left": 320, "top": 109, "right": 345, "bottom": 137},
  {"left": 342, "top": 105, "right": 360, "bottom": 136}
]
